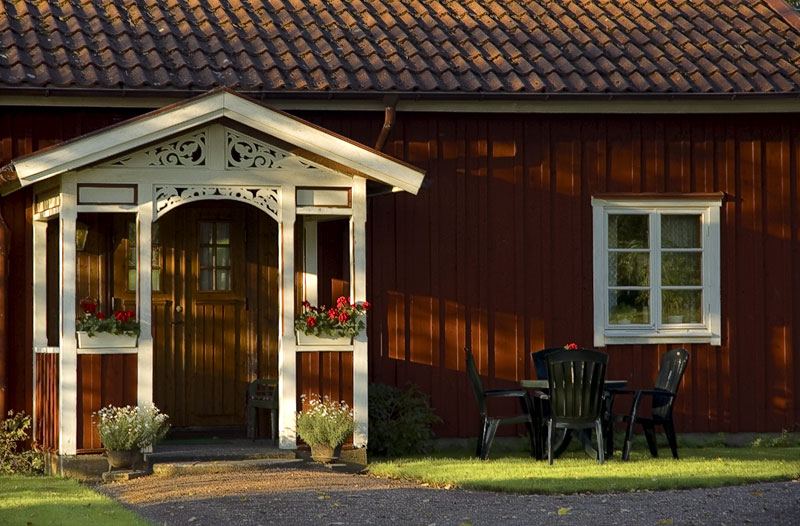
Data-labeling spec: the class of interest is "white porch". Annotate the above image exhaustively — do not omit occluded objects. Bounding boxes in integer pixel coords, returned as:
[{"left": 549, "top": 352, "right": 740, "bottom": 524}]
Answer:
[{"left": 2, "top": 89, "right": 424, "bottom": 455}]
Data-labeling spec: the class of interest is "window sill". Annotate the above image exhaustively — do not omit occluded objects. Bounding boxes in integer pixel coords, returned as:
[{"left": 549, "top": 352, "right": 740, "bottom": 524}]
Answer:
[{"left": 597, "top": 329, "right": 721, "bottom": 346}]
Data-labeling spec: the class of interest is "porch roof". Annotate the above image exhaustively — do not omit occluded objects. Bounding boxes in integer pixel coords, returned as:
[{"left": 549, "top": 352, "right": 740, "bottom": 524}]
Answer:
[{"left": 0, "top": 88, "right": 426, "bottom": 195}]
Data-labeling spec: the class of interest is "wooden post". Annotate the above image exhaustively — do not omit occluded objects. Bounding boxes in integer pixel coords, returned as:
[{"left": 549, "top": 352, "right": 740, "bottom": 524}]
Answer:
[
  {"left": 0, "top": 207, "right": 9, "bottom": 416},
  {"left": 32, "top": 219, "right": 48, "bottom": 438},
  {"left": 351, "top": 177, "right": 368, "bottom": 448},
  {"left": 59, "top": 181, "right": 78, "bottom": 455},
  {"left": 278, "top": 186, "right": 297, "bottom": 449},
  {"left": 137, "top": 185, "right": 153, "bottom": 409}
]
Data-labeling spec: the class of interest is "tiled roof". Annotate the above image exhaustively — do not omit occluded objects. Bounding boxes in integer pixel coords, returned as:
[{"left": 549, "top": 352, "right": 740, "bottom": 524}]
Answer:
[{"left": 1, "top": 0, "right": 800, "bottom": 96}]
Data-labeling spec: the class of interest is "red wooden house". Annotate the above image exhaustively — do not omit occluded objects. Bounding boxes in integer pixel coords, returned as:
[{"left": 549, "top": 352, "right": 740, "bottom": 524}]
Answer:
[{"left": 1, "top": 0, "right": 800, "bottom": 462}]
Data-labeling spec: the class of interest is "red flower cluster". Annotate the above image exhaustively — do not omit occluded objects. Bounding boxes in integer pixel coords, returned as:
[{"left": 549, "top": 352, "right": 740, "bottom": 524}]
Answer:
[
  {"left": 115, "top": 310, "right": 136, "bottom": 322},
  {"left": 564, "top": 342, "right": 579, "bottom": 350},
  {"left": 80, "top": 298, "right": 97, "bottom": 314},
  {"left": 296, "top": 296, "right": 370, "bottom": 338}
]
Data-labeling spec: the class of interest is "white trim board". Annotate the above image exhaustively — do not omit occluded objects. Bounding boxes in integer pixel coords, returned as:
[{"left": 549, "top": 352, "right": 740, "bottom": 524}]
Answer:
[
  {"left": 5, "top": 90, "right": 425, "bottom": 195},
  {"left": 3, "top": 94, "right": 800, "bottom": 114}
]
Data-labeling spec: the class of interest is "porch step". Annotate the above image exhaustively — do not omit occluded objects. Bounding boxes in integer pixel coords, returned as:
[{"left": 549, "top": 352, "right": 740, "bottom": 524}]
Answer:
[{"left": 151, "top": 458, "right": 304, "bottom": 477}]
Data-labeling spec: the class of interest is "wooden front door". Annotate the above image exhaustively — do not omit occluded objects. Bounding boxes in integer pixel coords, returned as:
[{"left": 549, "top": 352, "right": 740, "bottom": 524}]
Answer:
[{"left": 150, "top": 202, "right": 279, "bottom": 429}]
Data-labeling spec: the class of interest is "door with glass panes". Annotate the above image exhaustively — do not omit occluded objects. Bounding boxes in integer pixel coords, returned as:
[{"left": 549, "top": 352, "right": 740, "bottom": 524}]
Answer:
[{"left": 121, "top": 202, "right": 279, "bottom": 429}]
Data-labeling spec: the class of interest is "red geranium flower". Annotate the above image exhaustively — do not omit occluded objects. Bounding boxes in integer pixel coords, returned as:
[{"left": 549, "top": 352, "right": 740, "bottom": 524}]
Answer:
[
  {"left": 338, "top": 312, "right": 350, "bottom": 323},
  {"left": 336, "top": 296, "right": 349, "bottom": 308},
  {"left": 96, "top": 313, "right": 107, "bottom": 320},
  {"left": 306, "top": 316, "right": 317, "bottom": 327},
  {"left": 80, "top": 299, "right": 97, "bottom": 314},
  {"left": 302, "top": 301, "right": 311, "bottom": 308},
  {"left": 564, "top": 342, "right": 579, "bottom": 350},
  {"left": 361, "top": 301, "right": 371, "bottom": 311},
  {"left": 327, "top": 308, "right": 338, "bottom": 320}
]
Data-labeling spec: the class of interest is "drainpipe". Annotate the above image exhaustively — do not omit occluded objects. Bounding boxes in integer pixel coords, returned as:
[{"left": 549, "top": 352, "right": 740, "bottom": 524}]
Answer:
[
  {"left": 0, "top": 208, "right": 8, "bottom": 416},
  {"left": 374, "top": 96, "right": 399, "bottom": 151}
]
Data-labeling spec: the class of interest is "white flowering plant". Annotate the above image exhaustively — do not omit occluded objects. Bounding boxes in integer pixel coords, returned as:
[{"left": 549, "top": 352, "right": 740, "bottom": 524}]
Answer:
[
  {"left": 295, "top": 394, "right": 354, "bottom": 448},
  {"left": 93, "top": 404, "right": 170, "bottom": 451}
]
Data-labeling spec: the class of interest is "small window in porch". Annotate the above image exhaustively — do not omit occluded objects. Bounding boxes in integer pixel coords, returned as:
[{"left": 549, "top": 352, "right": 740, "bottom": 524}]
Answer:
[
  {"left": 198, "top": 221, "right": 232, "bottom": 291},
  {"left": 127, "top": 221, "right": 162, "bottom": 291}
]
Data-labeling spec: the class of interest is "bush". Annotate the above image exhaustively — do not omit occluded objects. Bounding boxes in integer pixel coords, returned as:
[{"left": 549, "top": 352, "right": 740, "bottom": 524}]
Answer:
[
  {"left": 368, "top": 383, "right": 441, "bottom": 457},
  {"left": 296, "top": 395, "right": 354, "bottom": 447},
  {"left": 93, "top": 404, "right": 170, "bottom": 450},
  {"left": 0, "top": 411, "right": 43, "bottom": 474}
]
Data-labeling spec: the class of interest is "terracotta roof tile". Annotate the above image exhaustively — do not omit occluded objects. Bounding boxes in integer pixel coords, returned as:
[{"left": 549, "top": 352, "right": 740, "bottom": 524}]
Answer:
[{"left": 2, "top": 0, "right": 800, "bottom": 95}]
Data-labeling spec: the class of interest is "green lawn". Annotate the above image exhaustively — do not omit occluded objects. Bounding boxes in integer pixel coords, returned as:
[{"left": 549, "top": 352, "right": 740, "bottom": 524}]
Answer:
[
  {"left": 368, "top": 447, "right": 800, "bottom": 494},
  {"left": 0, "top": 475, "right": 149, "bottom": 526}
]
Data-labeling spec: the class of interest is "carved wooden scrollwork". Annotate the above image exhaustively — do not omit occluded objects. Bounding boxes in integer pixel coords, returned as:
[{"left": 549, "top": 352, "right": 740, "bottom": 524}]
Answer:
[
  {"left": 110, "top": 132, "right": 207, "bottom": 167},
  {"left": 154, "top": 186, "right": 280, "bottom": 221}
]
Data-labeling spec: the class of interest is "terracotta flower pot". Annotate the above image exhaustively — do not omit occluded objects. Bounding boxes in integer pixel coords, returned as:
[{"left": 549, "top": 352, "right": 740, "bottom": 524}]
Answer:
[
  {"left": 106, "top": 449, "right": 141, "bottom": 472},
  {"left": 310, "top": 444, "right": 340, "bottom": 463}
]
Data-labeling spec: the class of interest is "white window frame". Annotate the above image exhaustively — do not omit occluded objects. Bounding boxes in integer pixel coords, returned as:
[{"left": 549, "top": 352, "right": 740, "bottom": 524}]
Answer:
[{"left": 592, "top": 197, "right": 722, "bottom": 346}]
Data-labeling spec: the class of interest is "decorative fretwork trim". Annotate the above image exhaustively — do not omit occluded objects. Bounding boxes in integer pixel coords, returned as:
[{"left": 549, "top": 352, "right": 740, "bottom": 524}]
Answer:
[
  {"left": 226, "top": 129, "right": 318, "bottom": 170},
  {"left": 108, "top": 131, "right": 207, "bottom": 167},
  {"left": 153, "top": 186, "right": 280, "bottom": 222}
]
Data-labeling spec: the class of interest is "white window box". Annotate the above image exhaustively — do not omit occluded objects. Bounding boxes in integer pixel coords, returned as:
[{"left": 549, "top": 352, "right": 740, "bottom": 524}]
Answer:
[
  {"left": 592, "top": 196, "right": 722, "bottom": 346},
  {"left": 76, "top": 331, "right": 138, "bottom": 349},
  {"left": 295, "top": 331, "right": 353, "bottom": 351}
]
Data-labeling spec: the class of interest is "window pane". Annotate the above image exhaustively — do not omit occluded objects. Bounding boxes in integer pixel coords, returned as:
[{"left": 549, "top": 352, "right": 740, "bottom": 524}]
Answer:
[
  {"left": 199, "top": 269, "right": 213, "bottom": 290},
  {"left": 662, "top": 290, "right": 702, "bottom": 323},
  {"left": 199, "top": 222, "right": 213, "bottom": 245},
  {"left": 127, "top": 247, "right": 136, "bottom": 267},
  {"left": 662, "top": 252, "right": 702, "bottom": 286},
  {"left": 609, "top": 214, "right": 648, "bottom": 249},
  {"left": 662, "top": 215, "right": 701, "bottom": 248},
  {"left": 199, "top": 247, "right": 212, "bottom": 267},
  {"left": 216, "top": 270, "right": 231, "bottom": 290},
  {"left": 152, "top": 222, "right": 161, "bottom": 244},
  {"left": 608, "top": 252, "right": 649, "bottom": 286},
  {"left": 128, "top": 222, "right": 136, "bottom": 246},
  {"left": 128, "top": 269, "right": 136, "bottom": 291},
  {"left": 216, "top": 223, "right": 231, "bottom": 245},
  {"left": 152, "top": 246, "right": 161, "bottom": 267},
  {"left": 608, "top": 290, "right": 650, "bottom": 325},
  {"left": 216, "top": 247, "right": 230, "bottom": 267},
  {"left": 152, "top": 269, "right": 161, "bottom": 291}
]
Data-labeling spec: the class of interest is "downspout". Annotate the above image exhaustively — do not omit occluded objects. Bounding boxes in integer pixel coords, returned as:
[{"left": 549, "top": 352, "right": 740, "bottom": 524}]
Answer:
[
  {"left": 374, "top": 96, "right": 399, "bottom": 151},
  {"left": 0, "top": 208, "right": 8, "bottom": 416}
]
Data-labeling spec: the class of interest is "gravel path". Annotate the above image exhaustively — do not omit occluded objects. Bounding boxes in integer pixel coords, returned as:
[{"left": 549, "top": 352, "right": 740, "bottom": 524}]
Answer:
[{"left": 99, "top": 468, "right": 800, "bottom": 526}]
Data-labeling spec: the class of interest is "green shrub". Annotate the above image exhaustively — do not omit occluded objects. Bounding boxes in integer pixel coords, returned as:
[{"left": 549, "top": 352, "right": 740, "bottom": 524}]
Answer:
[
  {"left": 0, "top": 411, "right": 43, "bottom": 474},
  {"left": 368, "top": 383, "right": 441, "bottom": 457}
]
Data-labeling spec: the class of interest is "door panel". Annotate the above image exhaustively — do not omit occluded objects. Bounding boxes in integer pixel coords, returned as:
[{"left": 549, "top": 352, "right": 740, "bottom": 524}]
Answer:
[{"left": 150, "top": 202, "right": 278, "bottom": 429}]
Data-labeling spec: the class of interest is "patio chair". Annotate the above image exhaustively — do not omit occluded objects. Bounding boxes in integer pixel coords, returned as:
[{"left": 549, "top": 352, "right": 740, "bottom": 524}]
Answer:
[
  {"left": 246, "top": 379, "right": 278, "bottom": 442},
  {"left": 605, "top": 348, "right": 689, "bottom": 461},
  {"left": 529, "top": 347, "right": 575, "bottom": 456},
  {"left": 464, "top": 347, "right": 540, "bottom": 460},
  {"left": 537, "top": 349, "right": 608, "bottom": 465}
]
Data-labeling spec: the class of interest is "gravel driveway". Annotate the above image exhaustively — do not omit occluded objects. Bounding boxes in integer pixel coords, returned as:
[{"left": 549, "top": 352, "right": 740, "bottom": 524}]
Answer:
[{"left": 99, "top": 467, "right": 800, "bottom": 526}]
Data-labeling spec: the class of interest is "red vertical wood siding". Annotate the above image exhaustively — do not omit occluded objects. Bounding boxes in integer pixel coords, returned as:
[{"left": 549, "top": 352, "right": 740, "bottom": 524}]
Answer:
[
  {"left": 76, "top": 353, "right": 137, "bottom": 451},
  {"left": 34, "top": 353, "right": 58, "bottom": 452},
  {"left": 330, "top": 111, "right": 800, "bottom": 436}
]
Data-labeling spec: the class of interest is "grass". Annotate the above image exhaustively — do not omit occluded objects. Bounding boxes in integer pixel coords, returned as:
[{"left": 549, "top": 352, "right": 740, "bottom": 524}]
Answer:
[
  {"left": 0, "top": 475, "right": 149, "bottom": 526},
  {"left": 368, "top": 446, "right": 800, "bottom": 494}
]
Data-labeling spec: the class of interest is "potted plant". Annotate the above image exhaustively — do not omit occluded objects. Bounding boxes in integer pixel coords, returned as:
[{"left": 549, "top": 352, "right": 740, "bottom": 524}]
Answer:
[
  {"left": 76, "top": 298, "right": 141, "bottom": 348},
  {"left": 93, "top": 404, "right": 170, "bottom": 472},
  {"left": 296, "top": 394, "right": 354, "bottom": 463},
  {"left": 295, "top": 296, "right": 370, "bottom": 346},
  {"left": 609, "top": 303, "right": 637, "bottom": 325}
]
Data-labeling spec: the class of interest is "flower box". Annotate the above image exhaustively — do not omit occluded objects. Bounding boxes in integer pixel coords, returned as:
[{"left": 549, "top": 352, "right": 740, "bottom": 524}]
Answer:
[
  {"left": 296, "top": 331, "right": 353, "bottom": 347},
  {"left": 77, "top": 331, "right": 138, "bottom": 349}
]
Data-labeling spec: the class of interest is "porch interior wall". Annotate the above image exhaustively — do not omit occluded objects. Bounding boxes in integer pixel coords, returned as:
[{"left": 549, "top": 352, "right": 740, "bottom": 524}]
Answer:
[
  {"left": 77, "top": 353, "right": 137, "bottom": 451},
  {"left": 303, "top": 111, "right": 800, "bottom": 437}
]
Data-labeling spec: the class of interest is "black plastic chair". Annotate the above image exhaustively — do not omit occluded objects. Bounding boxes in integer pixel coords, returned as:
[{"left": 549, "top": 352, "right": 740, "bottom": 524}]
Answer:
[
  {"left": 529, "top": 347, "right": 574, "bottom": 457},
  {"left": 538, "top": 349, "right": 608, "bottom": 465},
  {"left": 464, "top": 347, "right": 540, "bottom": 460},
  {"left": 246, "top": 379, "right": 278, "bottom": 442},
  {"left": 531, "top": 347, "right": 564, "bottom": 380},
  {"left": 605, "top": 348, "right": 689, "bottom": 461}
]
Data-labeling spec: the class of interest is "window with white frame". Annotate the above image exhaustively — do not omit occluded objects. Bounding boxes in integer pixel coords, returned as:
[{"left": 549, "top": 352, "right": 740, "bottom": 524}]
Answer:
[{"left": 592, "top": 197, "right": 722, "bottom": 346}]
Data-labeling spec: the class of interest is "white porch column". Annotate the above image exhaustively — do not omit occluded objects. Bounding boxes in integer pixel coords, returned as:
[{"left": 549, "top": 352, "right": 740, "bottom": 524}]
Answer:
[
  {"left": 278, "top": 186, "right": 297, "bottom": 449},
  {"left": 137, "top": 185, "right": 153, "bottom": 408},
  {"left": 31, "top": 219, "right": 48, "bottom": 437},
  {"left": 59, "top": 181, "right": 78, "bottom": 455},
  {"left": 351, "top": 177, "right": 368, "bottom": 448}
]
